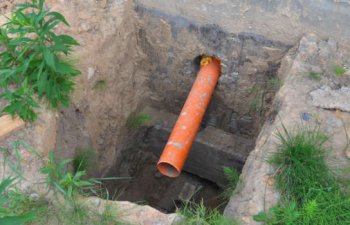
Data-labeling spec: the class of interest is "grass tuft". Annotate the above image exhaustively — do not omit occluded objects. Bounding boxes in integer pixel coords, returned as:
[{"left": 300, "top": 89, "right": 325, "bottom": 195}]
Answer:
[
  {"left": 269, "top": 127, "right": 333, "bottom": 202},
  {"left": 93, "top": 80, "right": 107, "bottom": 91},
  {"left": 73, "top": 147, "right": 97, "bottom": 174},
  {"left": 334, "top": 66, "right": 348, "bottom": 76},
  {"left": 126, "top": 112, "right": 151, "bottom": 130},
  {"left": 223, "top": 167, "right": 240, "bottom": 198},
  {"left": 255, "top": 126, "right": 350, "bottom": 224},
  {"left": 179, "top": 200, "right": 237, "bottom": 225},
  {"left": 308, "top": 72, "right": 322, "bottom": 81}
]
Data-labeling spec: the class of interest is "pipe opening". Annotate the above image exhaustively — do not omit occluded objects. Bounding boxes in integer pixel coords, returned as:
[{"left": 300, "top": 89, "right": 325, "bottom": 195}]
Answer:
[{"left": 157, "top": 162, "right": 180, "bottom": 177}]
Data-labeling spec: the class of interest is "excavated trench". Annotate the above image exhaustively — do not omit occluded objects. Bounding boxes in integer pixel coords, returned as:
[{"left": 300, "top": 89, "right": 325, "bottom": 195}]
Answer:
[{"left": 55, "top": 2, "right": 290, "bottom": 214}]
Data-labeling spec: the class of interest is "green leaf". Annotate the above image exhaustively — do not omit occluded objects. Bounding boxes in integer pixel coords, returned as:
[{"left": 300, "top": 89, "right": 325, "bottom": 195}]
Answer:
[
  {"left": 39, "top": 0, "right": 45, "bottom": 10},
  {"left": 0, "top": 177, "right": 16, "bottom": 194},
  {"left": 43, "top": 48, "right": 56, "bottom": 70},
  {"left": 76, "top": 181, "right": 93, "bottom": 187},
  {"left": 253, "top": 212, "right": 268, "bottom": 222},
  {"left": 34, "top": 10, "right": 48, "bottom": 26},
  {"left": 0, "top": 210, "right": 39, "bottom": 225},
  {"left": 0, "top": 216, "right": 27, "bottom": 225},
  {"left": 53, "top": 182, "right": 66, "bottom": 195},
  {"left": 55, "top": 61, "right": 80, "bottom": 76},
  {"left": 59, "top": 35, "right": 79, "bottom": 46},
  {"left": 37, "top": 70, "right": 48, "bottom": 97},
  {"left": 47, "top": 12, "right": 69, "bottom": 26}
]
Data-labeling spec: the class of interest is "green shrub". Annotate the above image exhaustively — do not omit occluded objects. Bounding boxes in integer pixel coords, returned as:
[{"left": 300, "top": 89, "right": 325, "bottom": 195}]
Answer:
[
  {"left": 0, "top": 0, "right": 80, "bottom": 122},
  {"left": 40, "top": 152, "right": 97, "bottom": 199}
]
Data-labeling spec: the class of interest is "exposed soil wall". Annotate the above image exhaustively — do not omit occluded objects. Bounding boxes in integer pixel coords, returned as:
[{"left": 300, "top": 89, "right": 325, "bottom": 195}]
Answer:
[
  {"left": 51, "top": 0, "right": 289, "bottom": 179},
  {"left": 50, "top": 0, "right": 151, "bottom": 176}
]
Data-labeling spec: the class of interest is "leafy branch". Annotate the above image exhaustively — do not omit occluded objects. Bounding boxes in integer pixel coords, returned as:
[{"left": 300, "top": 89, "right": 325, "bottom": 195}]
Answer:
[{"left": 0, "top": 0, "right": 80, "bottom": 122}]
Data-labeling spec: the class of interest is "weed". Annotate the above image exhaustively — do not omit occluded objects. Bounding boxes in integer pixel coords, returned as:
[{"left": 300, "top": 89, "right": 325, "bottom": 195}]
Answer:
[
  {"left": 308, "top": 71, "right": 322, "bottom": 81},
  {"left": 0, "top": 141, "right": 45, "bottom": 225},
  {"left": 254, "top": 127, "right": 350, "bottom": 224},
  {"left": 0, "top": 177, "right": 42, "bottom": 225},
  {"left": 0, "top": 141, "right": 122, "bottom": 225},
  {"left": 40, "top": 152, "right": 97, "bottom": 199},
  {"left": 126, "top": 112, "right": 151, "bottom": 130},
  {"left": 267, "top": 77, "right": 282, "bottom": 89},
  {"left": 269, "top": 127, "right": 333, "bottom": 202},
  {"left": 93, "top": 80, "right": 107, "bottom": 91},
  {"left": 39, "top": 198, "right": 122, "bottom": 225},
  {"left": 249, "top": 77, "right": 280, "bottom": 116},
  {"left": 72, "top": 147, "right": 97, "bottom": 174},
  {"left": 179, "top": 200, "right": 237, "bottom": 225},
  {"left": 0, "top": 0, "right": 80, "bottom": 122},
  {"left": 334, "top": 66, "right": 348, "bottom": 76},
  {"left": 223, "top": 167, "right": 239, "bottom": 198},
  {"left": 1, "top": 140, "right": 42, "bottom": 180},
  {"left": 249, "top": 91, "right": 264, "bottom": 113}
]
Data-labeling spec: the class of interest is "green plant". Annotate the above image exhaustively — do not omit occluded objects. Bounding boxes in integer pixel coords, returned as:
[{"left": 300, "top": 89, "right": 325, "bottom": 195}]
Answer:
[
  {"left": 0, "top": 142, "right": 122, "bottom": 225},
  {"left": 254, "top": 127, "right": 350, "bottom": 224},
  {"left": 1, "top": 140, "right": 42, "bottom": 179},
  {"left": 179, "top": 200, "right": 237, "bottom": 225},
  {"left": 0, "top": 177, "right": 42, "bottom": 225},
  {"left": 126, "top": 112, "right": 151, "bottom": 130},
  {"left": 93, "top": 80, "right": 107, "bottom": 91},
  {"left": 249, "top": 77, "right": 280, "bottom": 116},
  {"left": 223, "top": 167, "right": 239, "bottom": 198},
  {"left": 0, "top": 0, "right": 80, "bottom": 122},
  {"left": 38, "top": 196, "right": 122, "bottom": 225},
  {"left": 0, "top": 141, "right": 47, "bottom": 224},
  {"left": 40, "top": 151, "right": 122, "bottom": 199},
  {"left": 267, "top": 77, "right": 281, "bottom": 89},
  {"left": 334, "top": 66, "right": 348, "bottom": 76},
  {"left": 40, "top": 152, "right": 96, "bottom": 199},
  {"left": 72, "top": 147, "right": 97, "bottom": 174},
  {"left": 269, "top": 126, "right": 335, "bottom": 202},
  {"left": 308, "top": 71, "right": 322, "bottom": 81}
]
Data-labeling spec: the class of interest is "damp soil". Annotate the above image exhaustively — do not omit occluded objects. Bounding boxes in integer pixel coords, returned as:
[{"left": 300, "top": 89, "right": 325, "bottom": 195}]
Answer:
[{"left": 104, "top": 151, "right": 226, "bottom": 213}]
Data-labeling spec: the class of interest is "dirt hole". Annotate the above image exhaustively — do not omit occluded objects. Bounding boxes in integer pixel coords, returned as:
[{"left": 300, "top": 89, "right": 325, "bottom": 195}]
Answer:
[{"left": 55, "top": 3, "right": 289, "bottom": 214}]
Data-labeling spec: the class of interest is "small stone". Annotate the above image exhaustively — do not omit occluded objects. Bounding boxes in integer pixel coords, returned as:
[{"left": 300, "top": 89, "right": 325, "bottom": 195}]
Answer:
[
  {"left": 30, "top": 193, "right": 40, "bottom": 200},
  {"left": 87, "top": 67, "right": 95, "bottom": 80},
  {"left": 301, "top": 112, "right": 311, "bottom": 121},
  {"left": 267, "top": 177, "right": 275, "bottom": 187}
]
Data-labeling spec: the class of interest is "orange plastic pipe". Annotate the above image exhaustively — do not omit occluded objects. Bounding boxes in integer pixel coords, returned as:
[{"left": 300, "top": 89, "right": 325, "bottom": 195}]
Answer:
[{"left": 157, "top": 56, "right": 221, "bottom": 177}]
